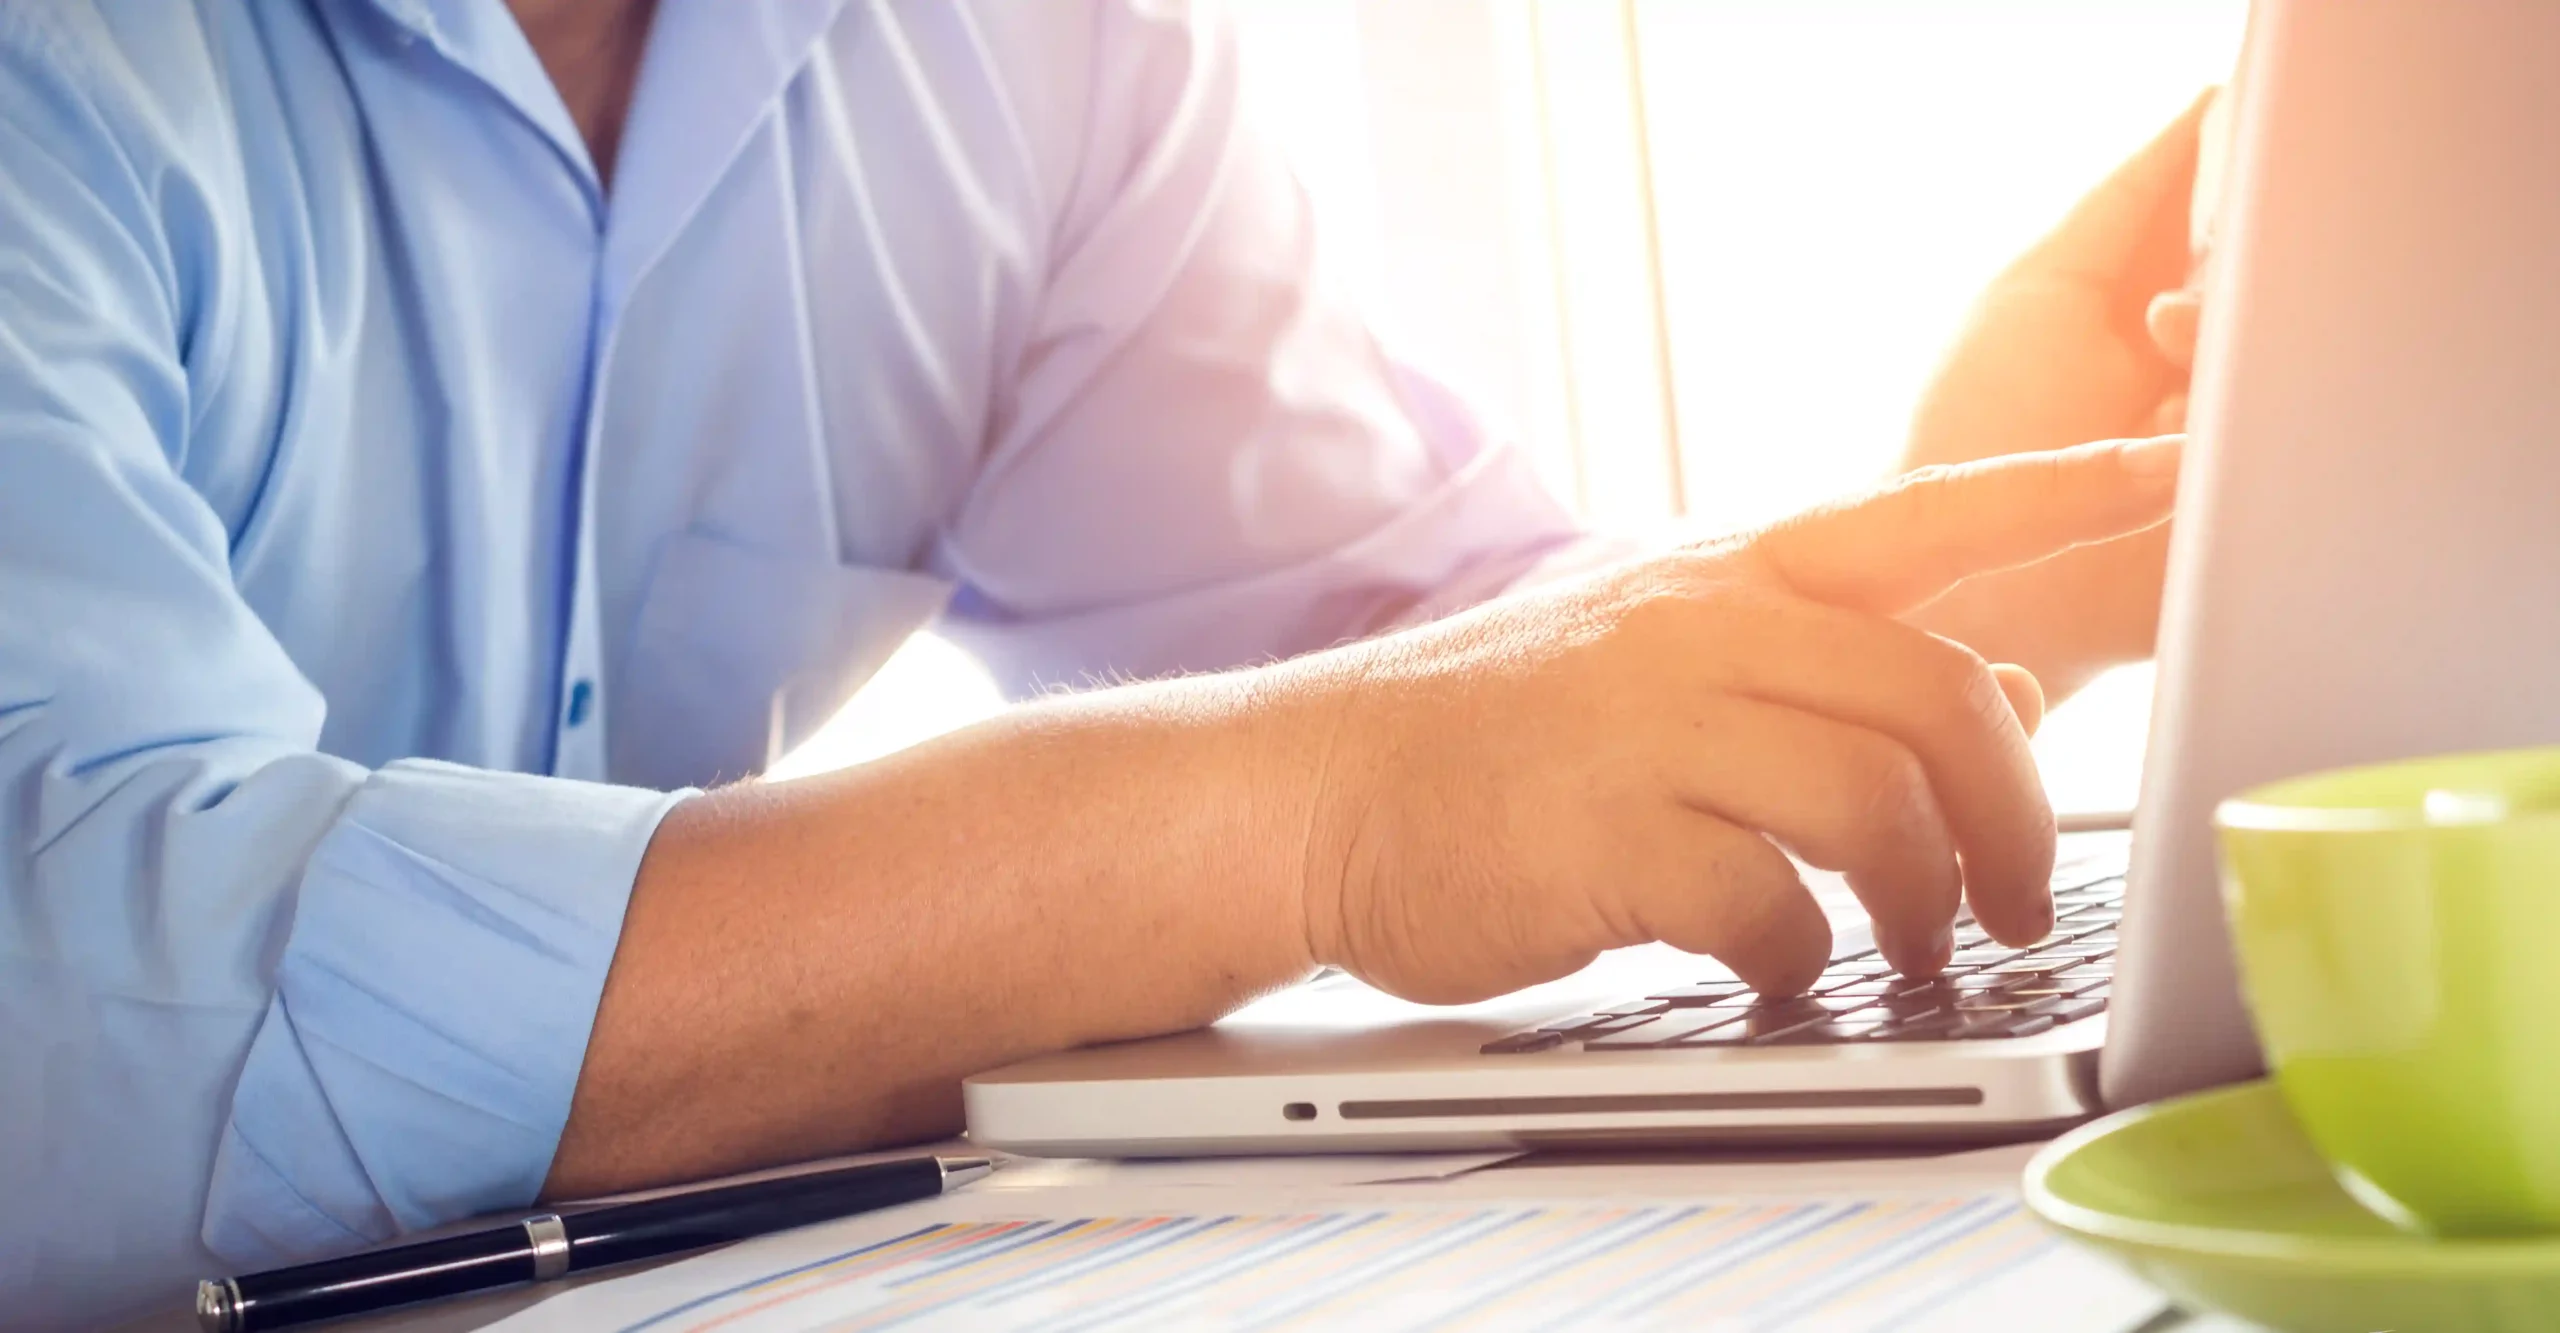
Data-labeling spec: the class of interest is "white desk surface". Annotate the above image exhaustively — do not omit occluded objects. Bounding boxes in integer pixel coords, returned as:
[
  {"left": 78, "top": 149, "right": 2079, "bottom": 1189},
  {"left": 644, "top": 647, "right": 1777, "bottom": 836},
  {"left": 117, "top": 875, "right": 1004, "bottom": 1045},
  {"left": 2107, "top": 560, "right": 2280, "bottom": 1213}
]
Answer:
[{"left": 119, "top": 1137, "right": 2266, "bottom": 1333}]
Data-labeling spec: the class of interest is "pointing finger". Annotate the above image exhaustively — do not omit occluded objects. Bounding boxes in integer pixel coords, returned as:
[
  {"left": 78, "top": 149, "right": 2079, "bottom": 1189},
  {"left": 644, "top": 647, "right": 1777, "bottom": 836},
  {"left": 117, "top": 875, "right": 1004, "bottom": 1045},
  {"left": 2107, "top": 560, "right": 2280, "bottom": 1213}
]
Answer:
[{"left": 1750, "top": 436, "right": 2181, "bottom": 618}]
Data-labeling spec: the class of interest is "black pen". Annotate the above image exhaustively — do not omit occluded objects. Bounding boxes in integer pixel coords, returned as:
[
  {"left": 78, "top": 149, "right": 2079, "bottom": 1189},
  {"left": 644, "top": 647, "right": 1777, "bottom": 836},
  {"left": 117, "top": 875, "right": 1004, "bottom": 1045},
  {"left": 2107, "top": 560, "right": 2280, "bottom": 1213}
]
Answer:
[{"left": 195, "top": 1154, "right": 995, "bottom": 1332}]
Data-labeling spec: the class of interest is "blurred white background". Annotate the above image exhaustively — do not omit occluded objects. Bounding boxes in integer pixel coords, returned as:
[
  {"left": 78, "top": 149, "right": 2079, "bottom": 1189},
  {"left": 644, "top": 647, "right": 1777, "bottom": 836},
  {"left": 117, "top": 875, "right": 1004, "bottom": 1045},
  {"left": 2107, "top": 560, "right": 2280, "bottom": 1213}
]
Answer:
[{"left": 773, "top": 0, "right": 2250, "bottom": 815}]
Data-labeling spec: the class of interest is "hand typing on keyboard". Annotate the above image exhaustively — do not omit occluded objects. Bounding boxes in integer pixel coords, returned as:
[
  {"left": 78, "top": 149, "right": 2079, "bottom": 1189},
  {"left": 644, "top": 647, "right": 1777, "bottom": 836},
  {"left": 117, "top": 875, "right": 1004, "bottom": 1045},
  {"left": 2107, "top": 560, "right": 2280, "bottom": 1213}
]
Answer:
[
  {"left": 1292, "top": 439, "right": 2177, "bottom": 1007},
  {"left": 1482, "top": 863, "right": 2124, "bottom": 1054},
  {"left": 562, "top": 441, "right": 2174, "bottom": 1210}
]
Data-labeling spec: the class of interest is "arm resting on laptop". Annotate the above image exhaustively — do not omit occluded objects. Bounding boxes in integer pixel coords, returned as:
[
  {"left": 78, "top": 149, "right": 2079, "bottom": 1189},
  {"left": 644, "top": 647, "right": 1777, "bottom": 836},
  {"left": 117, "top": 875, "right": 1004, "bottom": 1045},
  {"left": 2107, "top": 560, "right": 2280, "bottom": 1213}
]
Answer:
[{"left": 546, "top": 440, "right": 2181, "bottom": 1199}]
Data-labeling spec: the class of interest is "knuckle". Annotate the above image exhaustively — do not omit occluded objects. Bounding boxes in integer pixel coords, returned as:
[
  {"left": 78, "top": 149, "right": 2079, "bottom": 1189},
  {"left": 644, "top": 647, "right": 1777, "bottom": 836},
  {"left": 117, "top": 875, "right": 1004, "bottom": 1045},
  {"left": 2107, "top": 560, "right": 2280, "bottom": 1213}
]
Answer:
[
  {"left": 1611, "top": 562, "right": 1734, "bottom": 643},
  {"left": 1678, "top": 531, "right": 1756, "bottom": 569},
  {"left": 1919, "top": 636, "right": 2008, "bottom": 737},
  {"left": 1957, "top": 652, "right": 2017, "bottom": 732},
  {"left": 2023, "top": 446, "right": 2079, "bottom": 506},
  {"left": 1878, "top": 465, "right": 1993, "bottom": 573},
  {"left": 1893, "top": 463, "right": 1962, "bottom": 522},
  {"left": 1613, "top": 582, "right": 1692, "bottom": 648}
]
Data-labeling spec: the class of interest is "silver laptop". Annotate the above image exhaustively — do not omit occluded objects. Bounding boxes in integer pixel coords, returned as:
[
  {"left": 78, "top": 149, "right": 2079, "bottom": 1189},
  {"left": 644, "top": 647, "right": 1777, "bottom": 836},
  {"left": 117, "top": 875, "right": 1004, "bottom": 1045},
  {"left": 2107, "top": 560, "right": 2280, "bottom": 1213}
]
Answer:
[{"left": 966, "top": 0, "right": 2560, "bottom": 1156}]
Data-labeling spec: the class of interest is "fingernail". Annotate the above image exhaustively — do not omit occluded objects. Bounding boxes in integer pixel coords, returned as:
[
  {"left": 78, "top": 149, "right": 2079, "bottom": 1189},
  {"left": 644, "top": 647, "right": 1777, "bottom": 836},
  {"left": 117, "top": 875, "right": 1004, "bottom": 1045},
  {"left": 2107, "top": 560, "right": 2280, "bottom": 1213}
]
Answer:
[
  {"left": 2147, "top": 287, "right": 2203, "bottom": 317},
  {"left": 2117, "top": 434, "right": 2184, "bottom": 479}
]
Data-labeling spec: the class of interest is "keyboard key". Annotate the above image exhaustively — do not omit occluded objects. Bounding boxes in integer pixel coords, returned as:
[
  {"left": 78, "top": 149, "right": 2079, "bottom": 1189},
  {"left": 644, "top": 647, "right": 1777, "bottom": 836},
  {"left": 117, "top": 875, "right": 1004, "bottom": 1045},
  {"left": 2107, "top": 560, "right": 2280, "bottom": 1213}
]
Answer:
[
  {"left": 1659, "top": 1018, "right": 1763, "bottom": 1047},
  {"left": 1504, "top": 846, "right": 2130, "bottom": 1052},
  {"left": 2028, "top": 996, "right": 2109, "bottom": 1024},
  {"left": 1956, "top": 1013, "right": 2057, "bottom": 1040},
  {"left": 1952, "top": 993, "right": 2048, "bottom": 1013},
  {"left": 1646, "top": 982, "right": 1753, "bottom": 1008},
  {"left": 1585, "top": 1010, "right": 1749, "bottom": 1049},
  {"left": 1572, "top": 1014, "right": 1664, "bottom": 1046},
  {"left": 1537, "top": 1012, "right": 1653, "bottom": 1037},
  {"left": 1758, "top": 1013, "right": 1894, "bottom": 1045},
  {"left": 1866, "top": 1012, "right": 1968, "bottom": 1042},
  {"left": 1991, "top": 968, "right": 2083, "bottom": 986},
  {"left": 1878, "top": 985, "right": 1961, "bottom": 1018},
  {"left": 1727, "top": 996, "right": 1872, "bottom": 1041},
  {"left": 1989, "top": 980, "right": 2083, "bottom": 1002}
]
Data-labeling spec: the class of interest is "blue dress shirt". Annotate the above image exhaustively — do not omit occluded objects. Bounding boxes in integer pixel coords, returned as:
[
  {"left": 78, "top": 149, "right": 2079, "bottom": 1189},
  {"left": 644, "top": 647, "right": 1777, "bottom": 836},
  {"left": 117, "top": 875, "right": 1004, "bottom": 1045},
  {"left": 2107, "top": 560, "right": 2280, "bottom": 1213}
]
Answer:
[{"left": 0, "top": 0, "right": 1576, "bottom": 1324}]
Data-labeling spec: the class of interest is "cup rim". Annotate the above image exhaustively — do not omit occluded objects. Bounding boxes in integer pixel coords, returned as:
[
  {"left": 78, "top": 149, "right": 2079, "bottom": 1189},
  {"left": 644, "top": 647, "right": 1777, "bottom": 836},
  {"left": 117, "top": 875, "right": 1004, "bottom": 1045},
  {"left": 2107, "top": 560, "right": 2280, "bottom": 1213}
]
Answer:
[{"left": 2215, "top": 743, "right": 2560, "bottom": 834}]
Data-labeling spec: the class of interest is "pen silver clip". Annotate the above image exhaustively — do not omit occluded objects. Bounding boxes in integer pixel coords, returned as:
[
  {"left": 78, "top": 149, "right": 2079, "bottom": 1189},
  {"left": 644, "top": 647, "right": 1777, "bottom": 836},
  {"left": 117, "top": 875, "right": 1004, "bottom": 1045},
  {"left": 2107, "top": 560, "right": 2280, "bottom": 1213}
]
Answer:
[{"left": 523, "top": 1213, "right": 571, "bottom": 1282}]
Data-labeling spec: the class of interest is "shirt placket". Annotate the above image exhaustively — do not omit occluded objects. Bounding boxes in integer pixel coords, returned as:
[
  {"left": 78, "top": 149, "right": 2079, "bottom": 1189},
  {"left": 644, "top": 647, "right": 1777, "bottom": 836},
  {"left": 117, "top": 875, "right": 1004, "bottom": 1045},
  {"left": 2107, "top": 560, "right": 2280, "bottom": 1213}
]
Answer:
[
  {"left": 357, "top": 0, "right": 619, "bottom": 781},
  {"left": 548, "top": 303, "right": 617, "bottom": 784}
]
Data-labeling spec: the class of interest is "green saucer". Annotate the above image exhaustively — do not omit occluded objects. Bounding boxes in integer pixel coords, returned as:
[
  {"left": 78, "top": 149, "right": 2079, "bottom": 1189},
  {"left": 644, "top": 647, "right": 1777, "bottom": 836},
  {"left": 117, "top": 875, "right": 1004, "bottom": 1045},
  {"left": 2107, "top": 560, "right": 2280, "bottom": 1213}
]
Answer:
[{"left": 2024, "top": 1080, "right": 2560, "bottom": 1332}]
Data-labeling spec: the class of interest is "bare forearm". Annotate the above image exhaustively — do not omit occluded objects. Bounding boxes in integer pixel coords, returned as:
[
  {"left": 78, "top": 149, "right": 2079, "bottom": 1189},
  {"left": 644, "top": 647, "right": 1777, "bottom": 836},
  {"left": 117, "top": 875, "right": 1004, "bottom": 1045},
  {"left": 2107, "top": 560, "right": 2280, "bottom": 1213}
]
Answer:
[
  {"left": 544, "top": 671, "right": 1325, "bottom": 1197},
  {"left": 544, "top": 441, "right": 2180, "bottom": 1199}
]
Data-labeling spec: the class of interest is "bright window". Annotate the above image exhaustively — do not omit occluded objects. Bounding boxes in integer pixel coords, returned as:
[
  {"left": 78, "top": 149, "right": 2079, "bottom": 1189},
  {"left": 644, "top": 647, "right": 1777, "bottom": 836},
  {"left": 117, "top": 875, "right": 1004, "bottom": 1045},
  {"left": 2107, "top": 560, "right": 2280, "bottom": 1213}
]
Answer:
[{"left": 775, "top": 1, "right": 2249, "bottom": 813}]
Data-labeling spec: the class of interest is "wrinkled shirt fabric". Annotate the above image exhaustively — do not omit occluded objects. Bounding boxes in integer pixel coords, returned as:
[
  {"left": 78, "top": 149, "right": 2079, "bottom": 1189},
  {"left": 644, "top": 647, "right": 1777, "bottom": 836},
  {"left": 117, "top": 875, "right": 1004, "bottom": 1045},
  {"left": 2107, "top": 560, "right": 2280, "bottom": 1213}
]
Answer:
[{"left": 0, "top": 0, "right": 1577, "bottom": 1323}]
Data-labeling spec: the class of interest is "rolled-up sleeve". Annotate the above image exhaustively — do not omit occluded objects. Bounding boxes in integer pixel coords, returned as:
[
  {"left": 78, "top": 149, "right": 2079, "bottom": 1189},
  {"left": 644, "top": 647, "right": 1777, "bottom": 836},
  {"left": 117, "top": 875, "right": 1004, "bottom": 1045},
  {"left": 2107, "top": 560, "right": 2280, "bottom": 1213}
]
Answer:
[
  {"left": 934, "top": 0, "right": 1585, "bottom": 693},
  {"left": 203, "top": 764, "right": 679, "bottom": 1263},
  {"left": 0, "top": 20, "right": 684, "bottom": 1319}
]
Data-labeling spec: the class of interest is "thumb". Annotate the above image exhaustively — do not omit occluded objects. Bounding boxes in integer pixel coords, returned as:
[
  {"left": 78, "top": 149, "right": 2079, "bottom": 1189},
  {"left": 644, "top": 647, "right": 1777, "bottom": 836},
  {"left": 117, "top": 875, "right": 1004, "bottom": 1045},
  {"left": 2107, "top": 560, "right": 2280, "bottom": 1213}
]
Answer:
[
  {"left": 1993, "top": 664, "right": 2044, "bottom": 738},
  {"left": 2146, "top": 288, "right": 2204, "bottom": 370},
  {"left": 1752, "top": 435, "right": 2182, "bottom": 617}
]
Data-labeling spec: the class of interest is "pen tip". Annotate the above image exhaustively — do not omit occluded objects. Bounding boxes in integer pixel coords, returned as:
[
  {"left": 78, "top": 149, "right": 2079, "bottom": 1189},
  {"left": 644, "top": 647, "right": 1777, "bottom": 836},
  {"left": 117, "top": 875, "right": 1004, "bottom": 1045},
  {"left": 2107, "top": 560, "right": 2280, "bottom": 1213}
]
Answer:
[{"left": 940, "top": 1157, "right": 996, "bottom": 1191}]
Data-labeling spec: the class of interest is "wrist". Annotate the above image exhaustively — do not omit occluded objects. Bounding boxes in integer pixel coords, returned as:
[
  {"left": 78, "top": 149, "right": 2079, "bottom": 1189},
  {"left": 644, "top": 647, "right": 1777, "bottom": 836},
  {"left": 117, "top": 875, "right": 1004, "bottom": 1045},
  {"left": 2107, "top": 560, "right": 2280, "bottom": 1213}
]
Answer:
[
  {"left": 1228, "top": 642, "right": 1385, "bottom": 980},
  {"left": 1042, "top": 665, "right": 1336, "bottom": 986}
]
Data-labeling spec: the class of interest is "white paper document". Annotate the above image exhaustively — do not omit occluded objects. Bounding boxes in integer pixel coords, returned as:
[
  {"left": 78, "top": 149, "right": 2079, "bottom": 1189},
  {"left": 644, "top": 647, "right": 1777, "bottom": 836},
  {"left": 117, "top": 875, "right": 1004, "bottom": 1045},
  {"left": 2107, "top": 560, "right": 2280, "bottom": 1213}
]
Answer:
[
  {"left": 485, "top": 1179, "right": 2164, "bottom": 1332},
  {"left": 977, "top": 1150, "right": 1521, "bottom": 1192}
]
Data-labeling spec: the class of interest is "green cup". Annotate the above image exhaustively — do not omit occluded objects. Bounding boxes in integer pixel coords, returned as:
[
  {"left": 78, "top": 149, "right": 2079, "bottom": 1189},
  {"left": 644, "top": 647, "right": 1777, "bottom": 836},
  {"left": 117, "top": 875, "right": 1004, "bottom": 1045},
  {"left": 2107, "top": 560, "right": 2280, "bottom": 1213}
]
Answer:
[{"left": 2217, "top": 745, "right": 2560, "bottom": 1236}]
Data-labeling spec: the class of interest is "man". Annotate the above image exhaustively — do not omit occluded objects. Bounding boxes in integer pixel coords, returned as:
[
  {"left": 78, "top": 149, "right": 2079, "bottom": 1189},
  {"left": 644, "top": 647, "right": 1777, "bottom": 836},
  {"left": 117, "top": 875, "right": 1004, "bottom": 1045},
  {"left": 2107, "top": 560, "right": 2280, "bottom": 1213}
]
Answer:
[{"left": 0, "top": 1, "right": 2198, "bottom": 1324}]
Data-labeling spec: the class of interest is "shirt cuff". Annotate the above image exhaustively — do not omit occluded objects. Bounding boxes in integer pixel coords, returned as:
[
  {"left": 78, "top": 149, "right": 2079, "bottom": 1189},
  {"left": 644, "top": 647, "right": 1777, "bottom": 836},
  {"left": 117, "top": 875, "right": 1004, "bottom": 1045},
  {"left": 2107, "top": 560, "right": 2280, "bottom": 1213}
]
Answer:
[{"left": 202, "top": 759, "right": 691, "bottom": 1266}]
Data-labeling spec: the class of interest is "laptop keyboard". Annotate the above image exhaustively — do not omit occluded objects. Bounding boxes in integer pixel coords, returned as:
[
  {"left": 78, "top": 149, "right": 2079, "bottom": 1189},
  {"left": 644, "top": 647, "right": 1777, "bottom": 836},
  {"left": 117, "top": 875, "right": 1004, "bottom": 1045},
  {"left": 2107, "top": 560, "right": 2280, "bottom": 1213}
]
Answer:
[{"left": 1480, "top": 858, "right": 2125, "bottom": 1054}]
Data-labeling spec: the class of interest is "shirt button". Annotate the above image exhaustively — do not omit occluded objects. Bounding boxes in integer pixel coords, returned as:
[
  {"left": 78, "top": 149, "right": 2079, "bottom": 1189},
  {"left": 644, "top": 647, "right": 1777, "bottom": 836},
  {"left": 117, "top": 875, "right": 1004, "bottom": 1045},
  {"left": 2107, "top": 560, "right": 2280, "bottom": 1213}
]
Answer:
[{"left": 564, "top": 678, "right": 595, "bottom": 729}]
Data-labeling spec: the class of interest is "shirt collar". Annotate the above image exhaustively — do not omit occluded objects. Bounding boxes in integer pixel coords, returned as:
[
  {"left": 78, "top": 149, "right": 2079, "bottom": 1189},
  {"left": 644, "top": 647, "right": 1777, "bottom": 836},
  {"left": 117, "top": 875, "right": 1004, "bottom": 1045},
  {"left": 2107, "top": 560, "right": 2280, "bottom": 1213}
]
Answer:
[
  {"left": 349, "top": 0, "right": 850, "bottom": 271},
  {"left": 601, "top": 0, "right": 850, "bottom": 312},
  {"left": 360, "top": 0, "right": 601, "bottom": 202}
]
